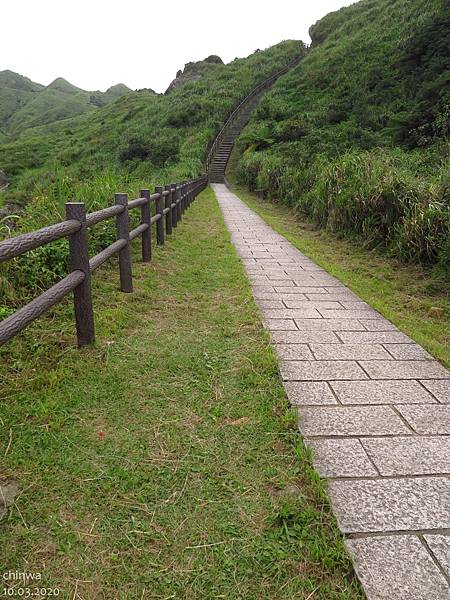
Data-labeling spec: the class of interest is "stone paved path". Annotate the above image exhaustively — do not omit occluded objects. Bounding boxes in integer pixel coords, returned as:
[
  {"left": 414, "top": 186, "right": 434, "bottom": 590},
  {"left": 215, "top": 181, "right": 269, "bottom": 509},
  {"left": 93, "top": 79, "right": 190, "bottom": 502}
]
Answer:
[{"left": 212, "top": 184, "right": 450, "bottom": 600}]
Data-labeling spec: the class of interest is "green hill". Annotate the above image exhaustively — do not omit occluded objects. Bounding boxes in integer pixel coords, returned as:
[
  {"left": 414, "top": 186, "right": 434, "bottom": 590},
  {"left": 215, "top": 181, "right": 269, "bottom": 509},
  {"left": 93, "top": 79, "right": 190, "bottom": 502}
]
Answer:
[
  {"left": 0, "top": 41, "right": 302, "bottom": 300},
  {"left": 0, "top": 71, "right": 132, "bottom": 138},
  {"left": 235, "top": 0, "right": 449, "bottom": 273},
  {"left": 0, "top": 41, "right": 302, "bottom": 200},
  {"left": 0, "top": 71, "right": 44, "bottom": 131}
]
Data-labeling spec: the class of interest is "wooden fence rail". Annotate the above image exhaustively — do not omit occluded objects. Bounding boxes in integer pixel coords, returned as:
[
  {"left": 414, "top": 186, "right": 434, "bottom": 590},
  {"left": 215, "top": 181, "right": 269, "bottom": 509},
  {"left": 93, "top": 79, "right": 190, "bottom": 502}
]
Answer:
[{"left": 0, "top": 175, "right": 207, "bottom": 347}]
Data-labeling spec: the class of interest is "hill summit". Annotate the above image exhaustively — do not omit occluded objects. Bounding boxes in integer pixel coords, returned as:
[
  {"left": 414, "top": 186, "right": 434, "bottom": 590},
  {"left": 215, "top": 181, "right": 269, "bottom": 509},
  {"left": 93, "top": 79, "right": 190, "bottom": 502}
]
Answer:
[{"left": 0, "top": 72, "right": 131, "bottom": 138}]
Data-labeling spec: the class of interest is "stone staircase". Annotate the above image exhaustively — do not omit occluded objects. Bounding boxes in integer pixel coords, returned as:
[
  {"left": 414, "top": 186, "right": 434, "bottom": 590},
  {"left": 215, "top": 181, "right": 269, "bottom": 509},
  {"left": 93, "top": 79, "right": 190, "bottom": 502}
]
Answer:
[
  {"left": 208, "top": 98, "right": 260, "bottom": 183},
  {"left": 206, "top": 54, "right": 303, "bottom": 184}
]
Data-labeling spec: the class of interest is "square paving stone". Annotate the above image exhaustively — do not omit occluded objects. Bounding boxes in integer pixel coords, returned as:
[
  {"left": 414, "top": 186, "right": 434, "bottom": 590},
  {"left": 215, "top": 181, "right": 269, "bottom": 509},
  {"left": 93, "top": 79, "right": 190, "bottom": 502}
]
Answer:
[
  {"left": 359, "top": 360, "right": 450, "bottom": 380},
  {"left": 359, "top": 319, "right": 397, "bottom": 331},
  {"left": 384, "top": 344, "right": 433, "bottom": 360},
  {"left": 307, "top": 439, "right": 378, "bottom": 477},
  {"left": 266, "top": 274, "right": 298, "bottom": 281},
  {"left": 294, "top": 277, "right": 339, "bottom": 286},
  {"left": 310, "top": 343, "right": 392, "bottom": 360},
  {"left": 281, "top": 360, "right": 368, "bottom": 381},
  {"left": 271, "top": 331, "right": 340, "bottom": 344},
  {"left": 362, "top": 437, "right": 450, "bottom": 476},
  {"left": 338, "top": 301, "right": 372, "bottom": 309},
  {"left": 420, "top": 380, "right": 450, "bottom": 403},
  {"left": 284, "top": 381, "right": 338, "bottom": 405},
  {"left": 274, "top": 344, "right": 315, "bottom": 360},
  {"left": 346, "top": 535, "right": 450, "bottom": 600},
  {"left": 255, "top": 300, "right": 285, "bottom": 309},
  {"left": 283, "top": 299, "right": 342, "bottom": 310},
  {"left": 319, "top": 309, "right": 383, "bottom": 320},
  {"left": 294, "top": 319, "right": 366, "bottom": 331},
  {"left": 273, "top": 285, "right": 298, "bottom": 292},
  {"left": 336, "top": 331, "right": 413, "bottom": 344},
  {"left": 328, "top": 476, "right": 450, "bottom": 532},
  {"left": 252, "top": 285, "right": 276, "bottom": 294},
  {"left": 249, "top": 275, "right": 270, "bottom": 284},
  {"left": 306, "top": 292, "right": 359, "bottom": 301},
  {"left": 263, "top": 319, "right": 298, "bottom": 331},
  {"left": 298, "top": 406, "right": 408, "bottom": 436},
  {"left": 261, "top": 308, "right": 322, "bottom": 320},
  {"left": 424, "top": 535, "right": 450, "bottom": 578},
  {"left": 330, "top": 380, "right": 436, "bottom": 405},
  {"left": 397, "top": 405, "right": 450, "bottom": 434},
  {"left": 253, "top": 291, "right": 286, "bottom": 301},
  {"left": 278, "top": 287, "right": 329, "bottom": 294}
]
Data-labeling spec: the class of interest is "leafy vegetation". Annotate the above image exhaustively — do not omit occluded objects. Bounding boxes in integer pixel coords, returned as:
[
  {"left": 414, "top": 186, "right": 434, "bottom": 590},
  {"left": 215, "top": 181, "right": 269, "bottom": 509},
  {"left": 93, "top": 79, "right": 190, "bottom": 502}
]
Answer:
[
  {"left": 0, "top": 189, "right": 362, "bottom": 599},
  {"left": 227, "top": 163, "right": 449, "bottom": 367},
  {"left": 0, "top": 41, "right": 303, "bottom": 310},
  {"left": 234, "top": 0, "right": 449, "bottom": 279}
]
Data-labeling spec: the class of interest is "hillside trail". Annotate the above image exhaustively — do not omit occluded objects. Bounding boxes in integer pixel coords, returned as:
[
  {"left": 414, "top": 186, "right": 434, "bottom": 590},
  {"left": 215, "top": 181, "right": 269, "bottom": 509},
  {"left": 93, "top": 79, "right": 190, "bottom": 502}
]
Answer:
[{"left": 212, "top": 182, "right": 450, "bottom": 600}]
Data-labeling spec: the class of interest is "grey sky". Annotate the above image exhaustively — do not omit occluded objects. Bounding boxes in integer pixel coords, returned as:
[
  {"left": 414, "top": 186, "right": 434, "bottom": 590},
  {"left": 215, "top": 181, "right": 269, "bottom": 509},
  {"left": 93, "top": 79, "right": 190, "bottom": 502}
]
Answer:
[{"left": 2, "top": 0, "right": 354, "bottom": 93}]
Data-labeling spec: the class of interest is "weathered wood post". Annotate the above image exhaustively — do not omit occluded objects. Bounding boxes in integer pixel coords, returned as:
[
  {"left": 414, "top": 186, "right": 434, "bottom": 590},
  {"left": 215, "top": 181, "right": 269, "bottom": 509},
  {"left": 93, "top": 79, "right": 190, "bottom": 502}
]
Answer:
[
  {"left": 164, "top": 184, "right": 173, "bottom": 235},
  {"left": 66, "top": 202, "right": 95, "bottom": 346},
  {"left": 171, "top": 183, "right": 178, "bottom": 228},
  {"left": 155, "top": 186, "right": 165, "bottom": 245},
  {"left": 178, "top": 184, "right": 183, "bottom": 222},
  {"left": 115, "top": 193, "right": 133, "bottom": 293},
  {"left": 140, "top": 188, "right": 151, "bottom": 262},
  {"left": 188, "top": 181, "right": 193, "bottom": 208}
]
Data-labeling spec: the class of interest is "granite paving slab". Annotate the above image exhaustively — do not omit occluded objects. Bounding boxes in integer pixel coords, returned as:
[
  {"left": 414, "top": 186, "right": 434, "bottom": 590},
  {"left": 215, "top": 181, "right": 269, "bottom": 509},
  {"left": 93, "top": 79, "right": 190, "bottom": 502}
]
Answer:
[
  {"left": 361, "top": 437, "right": 450, "bottom": 475},
  {"left": 397, "top": 405, "right": 450, "bottom": 434},
  {"left": 298, "top": 406, "right": 410, "bottom": 437},
  {"left": 421, "top": 379, "right": 450, "bottom": 403},
  {"left": 424, "top": 535, "right": 450, "bottom": 578},
  {"left": 328, "top": 476, "right": 450, "bottom": 532},
  {"left": 330, "top": 379, "right": 436, "bottom": 405},
  {"left": 212, "top": 183, "right": 450, "bottom": 599},
  {"left": 346, "top": 536, "right": 450, "bottom": 600}
]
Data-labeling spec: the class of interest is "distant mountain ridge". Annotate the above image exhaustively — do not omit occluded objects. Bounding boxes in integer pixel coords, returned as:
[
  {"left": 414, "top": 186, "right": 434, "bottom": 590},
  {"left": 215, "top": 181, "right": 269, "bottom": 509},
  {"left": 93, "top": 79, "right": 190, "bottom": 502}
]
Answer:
[{"left": 0, "top": 71, "right": 132, "bottom": 138}]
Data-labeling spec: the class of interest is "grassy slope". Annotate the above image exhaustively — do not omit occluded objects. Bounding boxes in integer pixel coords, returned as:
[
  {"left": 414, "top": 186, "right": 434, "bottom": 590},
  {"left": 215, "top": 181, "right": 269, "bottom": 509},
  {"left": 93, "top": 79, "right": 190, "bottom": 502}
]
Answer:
[
  {"left": 0, "top": 189, "right": 362, "bottom": 600},
  {"left": 0, "top": 74, "right": 131, "bottom": 139},
  {"left": 0, "top": 41, "right": 303, "bottom": 310},
  {"left": 235, "top": 0, "right": 449, "bottom": 273},
  {"left": 0, "top": 41, "right": 302, "bottom": 205},
  {"left": 227, "top": 150, "right": 449, "bottom": 368}
]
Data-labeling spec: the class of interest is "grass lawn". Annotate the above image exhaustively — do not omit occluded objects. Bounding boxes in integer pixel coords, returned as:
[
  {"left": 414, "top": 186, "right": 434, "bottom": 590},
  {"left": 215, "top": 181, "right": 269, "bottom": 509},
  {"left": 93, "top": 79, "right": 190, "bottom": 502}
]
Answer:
[
  {"left": 226, "top": 177, "right": 449, "bottom": 369},
  {"left": 0, "top": 187, "right": 362, "bottom": 599}
]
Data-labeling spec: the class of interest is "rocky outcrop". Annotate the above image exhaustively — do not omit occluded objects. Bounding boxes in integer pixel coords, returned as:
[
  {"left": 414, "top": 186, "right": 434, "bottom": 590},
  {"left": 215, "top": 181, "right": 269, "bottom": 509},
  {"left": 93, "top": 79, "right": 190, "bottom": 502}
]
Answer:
[{"left": 165, "top": 55, "right": 223, "bottom": 94}]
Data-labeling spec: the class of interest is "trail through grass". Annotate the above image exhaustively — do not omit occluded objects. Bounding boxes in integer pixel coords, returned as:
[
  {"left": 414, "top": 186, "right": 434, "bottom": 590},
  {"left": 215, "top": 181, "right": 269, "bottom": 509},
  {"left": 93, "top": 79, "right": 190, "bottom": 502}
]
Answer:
[
  {"left": 0, "top": 188, "right": 362, "bottom": 599},
  {"left": 227, "top": 179, "right": 449, "bottom": 368}
]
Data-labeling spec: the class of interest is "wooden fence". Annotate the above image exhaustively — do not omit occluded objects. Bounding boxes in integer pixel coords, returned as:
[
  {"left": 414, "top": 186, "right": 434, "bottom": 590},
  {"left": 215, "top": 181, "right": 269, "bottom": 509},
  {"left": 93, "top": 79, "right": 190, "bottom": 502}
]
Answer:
[{"left": 0, "top": 176, "right": 207, "bottom": 347}]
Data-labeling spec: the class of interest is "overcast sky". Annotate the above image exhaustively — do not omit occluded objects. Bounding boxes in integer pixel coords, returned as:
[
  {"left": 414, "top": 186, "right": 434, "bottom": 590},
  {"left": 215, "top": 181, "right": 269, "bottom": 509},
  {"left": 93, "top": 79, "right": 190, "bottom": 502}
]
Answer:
[{"left": 1, "top": 0, "right": 355, "bottom": 93}]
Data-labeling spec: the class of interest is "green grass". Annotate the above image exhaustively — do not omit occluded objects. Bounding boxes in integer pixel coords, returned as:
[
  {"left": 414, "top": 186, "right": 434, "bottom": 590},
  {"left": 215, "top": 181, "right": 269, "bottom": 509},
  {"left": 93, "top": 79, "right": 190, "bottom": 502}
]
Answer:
[
  {"left": 227, "top": 176, "right": 449, "bottom": 369},
  {"left": 235, "top": 0, "right": 449, "bottom": 273},
  {"left": 0, "top": 188, "right": 362, "bottom": 599}
]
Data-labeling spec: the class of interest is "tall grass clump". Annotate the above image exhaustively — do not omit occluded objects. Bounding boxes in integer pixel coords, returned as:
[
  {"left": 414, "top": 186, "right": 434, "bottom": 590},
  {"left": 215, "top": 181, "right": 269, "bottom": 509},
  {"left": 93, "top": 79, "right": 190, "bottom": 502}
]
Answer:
[{"left": 235, "top": 0, "right": 449, "bottom": 280}]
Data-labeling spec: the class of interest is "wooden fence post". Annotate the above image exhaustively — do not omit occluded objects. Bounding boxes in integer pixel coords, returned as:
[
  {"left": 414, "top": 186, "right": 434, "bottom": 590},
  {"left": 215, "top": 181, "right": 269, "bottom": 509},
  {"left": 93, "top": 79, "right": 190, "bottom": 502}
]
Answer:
[
  {"left": 115, "top": 193, "right": 133, "bottom": 293},
  {"left": 164, "top": 184, "right": 173, "bottom": 236},
  {"left": 178, "top": 184, "right": 183, "bottom": 222},
  {"left": 188, "top": 182, "right": 193, "bottom": 208},
  {"left": 155, "top": 186, "right": 165, "bottom": 245},
  {"left": 140, "top": 188, "right": 151, "bottom": 262},
  {"left": 65, "top": 202, "right": 95, "bottom": 346},
  {"left": 171, "top": 183, "right": 178, "bottom": 228}
]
